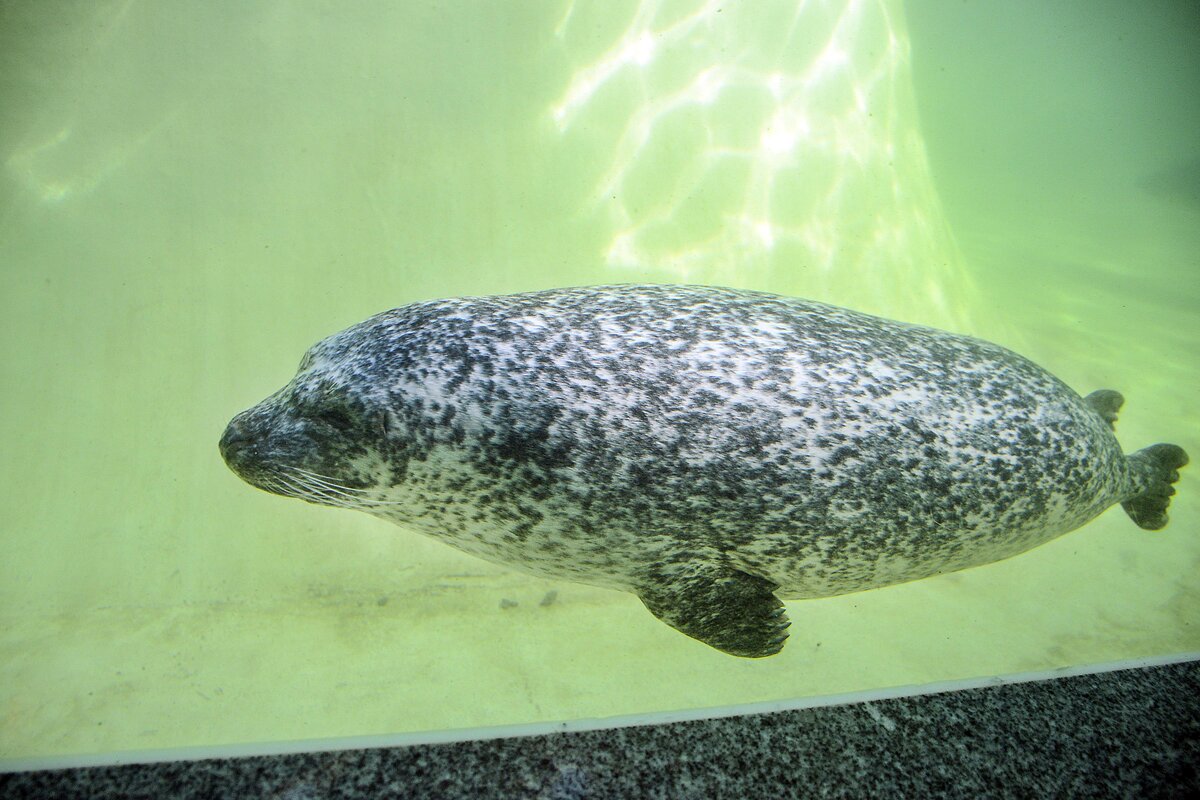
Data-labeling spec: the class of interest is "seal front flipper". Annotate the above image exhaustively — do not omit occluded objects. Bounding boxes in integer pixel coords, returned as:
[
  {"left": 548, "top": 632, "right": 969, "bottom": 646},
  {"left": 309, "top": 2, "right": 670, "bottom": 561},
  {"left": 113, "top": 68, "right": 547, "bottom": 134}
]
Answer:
[
  {"left": 636, "top": 565, "right": 790, "bottom": 658},
  {"left": 1083, "top": 389, "right": 1124, "bottom": 430}
]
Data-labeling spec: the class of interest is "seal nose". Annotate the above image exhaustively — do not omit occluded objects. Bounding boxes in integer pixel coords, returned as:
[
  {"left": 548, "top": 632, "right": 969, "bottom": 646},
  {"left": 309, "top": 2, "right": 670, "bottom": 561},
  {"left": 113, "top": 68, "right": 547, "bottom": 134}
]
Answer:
[{"left": 219, "top": 420, "right": 253, "bottom": 463}]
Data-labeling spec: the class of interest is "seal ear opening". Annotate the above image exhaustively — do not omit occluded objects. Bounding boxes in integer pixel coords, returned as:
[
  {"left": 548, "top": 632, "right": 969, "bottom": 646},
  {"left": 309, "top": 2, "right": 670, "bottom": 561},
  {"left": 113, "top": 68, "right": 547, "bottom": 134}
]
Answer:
[{"left": 1121, "top": 443, "right": 1188, "bottom": 530}]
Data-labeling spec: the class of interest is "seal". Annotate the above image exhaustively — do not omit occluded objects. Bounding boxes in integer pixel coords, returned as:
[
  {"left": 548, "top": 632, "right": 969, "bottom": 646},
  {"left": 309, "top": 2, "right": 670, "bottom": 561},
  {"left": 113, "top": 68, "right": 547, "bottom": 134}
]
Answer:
[{"left": 219, "top": 285, "right": 1188, "bottom": 657}]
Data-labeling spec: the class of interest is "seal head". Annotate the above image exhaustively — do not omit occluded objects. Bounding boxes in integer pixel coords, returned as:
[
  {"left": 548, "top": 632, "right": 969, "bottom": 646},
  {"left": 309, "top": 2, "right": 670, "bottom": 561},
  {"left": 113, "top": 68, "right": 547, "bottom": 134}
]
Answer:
[{"left": 220, "top": 334, "right": 410, "bottom": 506}]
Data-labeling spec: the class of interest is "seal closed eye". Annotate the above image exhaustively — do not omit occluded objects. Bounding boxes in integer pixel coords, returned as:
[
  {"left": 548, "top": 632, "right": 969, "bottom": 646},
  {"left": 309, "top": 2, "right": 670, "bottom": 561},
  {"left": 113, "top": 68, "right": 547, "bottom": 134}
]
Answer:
[{"left": 219, "top": 284, "right": 1189, "bottom": 657}]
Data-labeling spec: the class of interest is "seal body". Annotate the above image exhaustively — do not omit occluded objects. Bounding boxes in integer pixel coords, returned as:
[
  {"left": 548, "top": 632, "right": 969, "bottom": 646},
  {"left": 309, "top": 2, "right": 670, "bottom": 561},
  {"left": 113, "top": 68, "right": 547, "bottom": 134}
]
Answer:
[{"left": 220, "top": 285, "right": 1187, "bottom": 657}]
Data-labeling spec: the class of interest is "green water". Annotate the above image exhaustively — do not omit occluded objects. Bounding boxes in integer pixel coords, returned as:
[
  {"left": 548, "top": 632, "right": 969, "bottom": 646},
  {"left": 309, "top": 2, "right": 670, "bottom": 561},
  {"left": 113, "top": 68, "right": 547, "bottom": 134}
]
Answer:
[{"left": 1, "top": 0, "right": 1197, "bottom": 765}]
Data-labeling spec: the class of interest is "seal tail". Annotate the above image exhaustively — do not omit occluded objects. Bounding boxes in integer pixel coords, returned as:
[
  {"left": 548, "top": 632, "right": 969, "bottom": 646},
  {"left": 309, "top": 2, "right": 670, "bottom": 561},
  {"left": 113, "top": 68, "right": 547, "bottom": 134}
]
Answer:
[{"left": 1121, "top": 443, "right": 1189, "bottom": 530}]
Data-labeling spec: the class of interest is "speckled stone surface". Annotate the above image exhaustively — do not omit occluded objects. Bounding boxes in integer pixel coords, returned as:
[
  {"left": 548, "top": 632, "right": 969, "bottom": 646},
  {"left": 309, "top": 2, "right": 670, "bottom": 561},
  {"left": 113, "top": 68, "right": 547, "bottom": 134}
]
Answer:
[{"left": 4, "top": 661, "right": 1198, "bottom": 799}]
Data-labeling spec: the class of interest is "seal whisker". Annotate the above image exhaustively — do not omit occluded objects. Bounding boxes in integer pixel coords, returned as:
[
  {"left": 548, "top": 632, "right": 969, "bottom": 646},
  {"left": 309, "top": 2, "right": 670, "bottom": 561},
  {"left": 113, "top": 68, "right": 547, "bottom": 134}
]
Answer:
[
  {"left": 274, "top": 473, "right": 353, "bottom": 508},
  {"left": 290, "top": 465, "right": 356, "bottom": 484},
  {"left": 283, "top": 468, "right": 381, "bottom": 506},
  {"left": 278, "top": 468, "right": 412, "bottom": 511},
  {"left": 290, "top": 467, "right": 371, "bottom": 496},
  {"left": 283, "top": 467, "right": 415, "bottom": 509},
  {"left": 257, "top": 475, "right": 295, "bottom": 499}
]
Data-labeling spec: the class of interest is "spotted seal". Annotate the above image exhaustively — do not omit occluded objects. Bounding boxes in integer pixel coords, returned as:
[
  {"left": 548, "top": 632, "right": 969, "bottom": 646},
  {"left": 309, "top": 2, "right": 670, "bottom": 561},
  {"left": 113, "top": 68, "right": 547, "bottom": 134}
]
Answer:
[{"left": 219, "top": 285, "right": 1188, "bottom": 657}]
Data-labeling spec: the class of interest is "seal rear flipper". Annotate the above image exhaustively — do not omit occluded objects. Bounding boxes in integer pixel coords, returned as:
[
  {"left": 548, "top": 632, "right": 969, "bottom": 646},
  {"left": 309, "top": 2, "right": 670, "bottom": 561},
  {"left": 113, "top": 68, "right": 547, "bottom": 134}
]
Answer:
[
  {"left": 1122, "top": 443, "right": 1189, "bottom": 530},
  {"left": 636, "top": 566, "right": 790, "bottom": 658}
]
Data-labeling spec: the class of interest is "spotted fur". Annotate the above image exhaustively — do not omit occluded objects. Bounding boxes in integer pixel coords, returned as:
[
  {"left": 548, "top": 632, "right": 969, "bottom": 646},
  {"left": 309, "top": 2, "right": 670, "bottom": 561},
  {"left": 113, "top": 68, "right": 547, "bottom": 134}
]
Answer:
[{"left": 220, "top": 285, "right": 1187, "bottom": 657}]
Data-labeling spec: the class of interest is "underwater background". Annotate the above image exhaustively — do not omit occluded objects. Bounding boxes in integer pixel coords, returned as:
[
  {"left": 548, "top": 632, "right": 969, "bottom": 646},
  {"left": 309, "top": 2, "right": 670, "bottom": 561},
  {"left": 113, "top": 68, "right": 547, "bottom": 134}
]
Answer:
[{"left": 1, "top": 0, "right": 1197, "bottom": 764}]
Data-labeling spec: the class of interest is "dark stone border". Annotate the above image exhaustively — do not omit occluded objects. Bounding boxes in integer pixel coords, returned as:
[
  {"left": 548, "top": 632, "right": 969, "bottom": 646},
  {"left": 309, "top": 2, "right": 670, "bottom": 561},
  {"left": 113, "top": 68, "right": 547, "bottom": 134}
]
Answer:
[{"left": 3, "top": 661, "right": 1198, "bottom": 799}]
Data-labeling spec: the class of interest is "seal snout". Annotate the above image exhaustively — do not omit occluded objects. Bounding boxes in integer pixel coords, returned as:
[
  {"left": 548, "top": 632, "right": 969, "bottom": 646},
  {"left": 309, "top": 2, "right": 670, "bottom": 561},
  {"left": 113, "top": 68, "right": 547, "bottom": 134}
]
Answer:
[
  {"left": 219, "top": 417, "right": 262, "bottom": 478},
  {"left": 219, "top": 419, "right": 251, "bottom": 458},
  {"left": 219, "top": 405, "right": 341, "bottom": 499},
  {"left": 219, "top": 410, "right": 286, "bottom": 475},
  {"left": 219, "top": 413, "right": 288, "bottom": 493}
]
